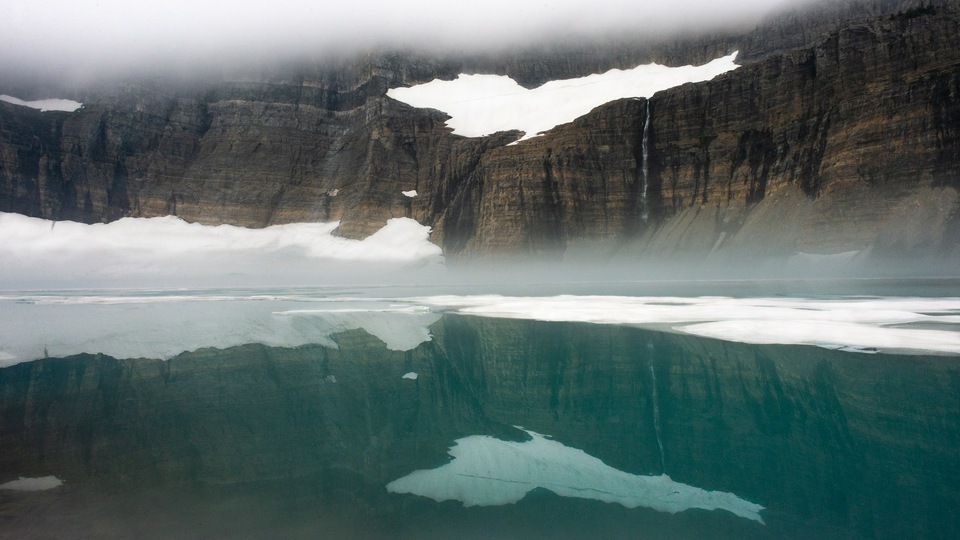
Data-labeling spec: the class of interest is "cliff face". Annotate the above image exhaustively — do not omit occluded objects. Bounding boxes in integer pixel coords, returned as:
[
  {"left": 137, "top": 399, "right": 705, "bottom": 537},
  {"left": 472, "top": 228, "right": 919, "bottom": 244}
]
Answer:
[
  {"left": 645, "top": 6, "right": 960, "bottom": 262},
  {"left": 438, "top": 5, "right": 960, "bottom": 261},
  {"left": 1, "top": 5, "right": 959, "bottom": 263}
]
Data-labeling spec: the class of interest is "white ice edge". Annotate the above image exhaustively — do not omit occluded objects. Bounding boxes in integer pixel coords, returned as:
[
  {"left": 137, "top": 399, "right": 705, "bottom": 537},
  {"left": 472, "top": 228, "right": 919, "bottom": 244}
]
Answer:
[
  {"left": 3, "top": 294, "right": 959, "bottom": 364},
  {"left": 0, "top": 94, "right": 83, "bottom": 112},
  {"left": 0, "top": 476, "right": 64, "bottom": 491},
  {"left": 387, "top": 428, "right": 764, "bottom": 523},
  {"left": 0, "top": 300, "right": 441, "bottom": 366},
  {"left": 406, "top": 295, "right": 960, "bottom": 355},
  {"left": 677, "top": 320, "right": 960, "bottom": 354},
  {"left": 387, "top": 52, "right": 738, "bottom": 141}
]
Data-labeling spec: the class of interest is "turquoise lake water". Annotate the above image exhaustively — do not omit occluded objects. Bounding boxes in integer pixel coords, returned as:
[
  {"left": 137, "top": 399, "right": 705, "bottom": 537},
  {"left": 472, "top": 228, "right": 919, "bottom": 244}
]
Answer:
[{"left": 1, "top": 283, "right": 958, "bottom": 539}]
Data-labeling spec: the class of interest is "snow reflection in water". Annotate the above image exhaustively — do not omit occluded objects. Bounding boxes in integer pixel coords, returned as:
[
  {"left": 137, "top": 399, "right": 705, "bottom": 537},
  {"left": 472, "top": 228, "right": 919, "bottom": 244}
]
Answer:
[{"left": 388, "top": 429, "right": 765, "bottom": 523}]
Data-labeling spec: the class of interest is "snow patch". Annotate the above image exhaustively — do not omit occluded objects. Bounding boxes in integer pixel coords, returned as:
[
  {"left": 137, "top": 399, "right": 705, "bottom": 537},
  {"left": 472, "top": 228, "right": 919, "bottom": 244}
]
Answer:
[
  {"left": 402, "top": 190, "right": 418, "bottom": 198},
  {"left": 0, "top": 476, "right": 63, "bottom": 491},
  {"left": 387, "top": 52, "right": 738, "bottom": 141},
  {"left": 0, "top": 94, "right": 82, "bottom": 112},
  {"left": 387, "top": 429, "right": 764, "bottom": 523},
  {"left": 0, "top": 212, "right": 443, "bottom": 288}
]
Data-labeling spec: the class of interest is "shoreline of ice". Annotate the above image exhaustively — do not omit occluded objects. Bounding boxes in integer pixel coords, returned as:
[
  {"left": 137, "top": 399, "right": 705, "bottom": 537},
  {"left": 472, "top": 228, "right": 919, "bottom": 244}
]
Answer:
[
  {"left": 2, "top": 292, "right": 959, "bottom": 365},
  {"left": 409, "top": 294, "right": 960, "bottom": 356}
]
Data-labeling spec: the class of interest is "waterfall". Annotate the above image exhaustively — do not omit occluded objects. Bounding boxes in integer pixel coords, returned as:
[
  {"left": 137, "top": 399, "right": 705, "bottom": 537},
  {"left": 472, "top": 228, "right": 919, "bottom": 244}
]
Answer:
[
  {"left": 641, "top": 99, "right": 651, "bottom": 222},
  {"left": 649, "top": 352, "right": 666, "bottom": 474}
]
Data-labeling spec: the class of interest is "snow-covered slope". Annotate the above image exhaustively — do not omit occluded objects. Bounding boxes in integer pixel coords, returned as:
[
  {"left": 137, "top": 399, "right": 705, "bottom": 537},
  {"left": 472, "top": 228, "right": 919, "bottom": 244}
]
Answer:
[
  {"left": 387, "top": 52, "right": 738, "bottom": 141},
  {"left": 0, "top": 212, "right": 443, "bottom": 288},
  {"left": 0, "top": 94, "right": 82, "bottom": 112}
]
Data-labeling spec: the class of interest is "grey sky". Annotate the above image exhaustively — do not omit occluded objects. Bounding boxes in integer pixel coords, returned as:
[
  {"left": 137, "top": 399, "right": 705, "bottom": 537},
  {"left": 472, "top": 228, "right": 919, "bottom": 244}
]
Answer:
[{"left": 1, "top": 1, "right": 807, "bottom": 80}]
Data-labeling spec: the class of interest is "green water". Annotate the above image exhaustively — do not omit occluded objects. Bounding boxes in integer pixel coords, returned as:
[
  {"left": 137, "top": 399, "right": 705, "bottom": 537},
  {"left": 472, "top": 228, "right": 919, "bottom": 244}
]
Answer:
[{"left": 1, "top": 312, "right": 959, "bottom": 539}]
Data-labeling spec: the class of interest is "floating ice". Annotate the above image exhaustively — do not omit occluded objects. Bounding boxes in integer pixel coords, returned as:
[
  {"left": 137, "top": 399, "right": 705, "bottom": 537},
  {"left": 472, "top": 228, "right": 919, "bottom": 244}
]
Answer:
[
  {"left": 0, "top": 94, "right": 83, "bottom": 112},
  {"left": 402, "top": 371, "right": 418, "bottom": 380},
  {"left": 387, "top": 429, "right": 764, "bottom": 523},
  {"left": 275, "top": 307, "right": 440, "bottom": 352},
  {"left": 387, "top": 52, "right": 738, "bottom": 141},
  {"left": 679, "top": 319, "right": 960, "bottom": 355},
  {"left": 0, "top": 297, "right": 440, "bottom": 366},
  {"left": 0, "top": 476, "right": 63, "bottom": 491},
  {"left": 410, "top": 295, "right": 960, "bottom": 355}
]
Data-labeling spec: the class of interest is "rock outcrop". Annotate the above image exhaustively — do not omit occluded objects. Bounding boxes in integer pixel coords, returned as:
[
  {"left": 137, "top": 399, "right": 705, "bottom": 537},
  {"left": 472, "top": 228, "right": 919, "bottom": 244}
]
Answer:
[{"left": 1, "top": 2, "right": 958, "bottom": 265}]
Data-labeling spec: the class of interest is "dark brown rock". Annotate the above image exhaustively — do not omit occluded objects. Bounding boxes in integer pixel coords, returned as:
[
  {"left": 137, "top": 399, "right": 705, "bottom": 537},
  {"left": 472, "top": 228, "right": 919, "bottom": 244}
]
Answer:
[{"left": 1, "top": 3, "right": 959, "bottom": 265}]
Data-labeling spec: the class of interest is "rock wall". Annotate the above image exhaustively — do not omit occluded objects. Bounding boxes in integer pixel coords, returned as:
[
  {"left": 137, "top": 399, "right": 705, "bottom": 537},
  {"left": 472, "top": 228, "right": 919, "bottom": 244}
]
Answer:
[
  {"left": 1, "top": 4, "right": 959, "bottom": 263},
  {"left": 440, "top": 5, "right": 960, "bottom": 261}
]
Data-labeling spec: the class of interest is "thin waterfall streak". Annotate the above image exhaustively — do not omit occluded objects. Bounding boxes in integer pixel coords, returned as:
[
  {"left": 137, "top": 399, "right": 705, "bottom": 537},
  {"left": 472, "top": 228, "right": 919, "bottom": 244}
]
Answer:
[
  {"left": 641, "top": 100, "right": 650, "bottom": 222},
  {"left": 649, "top": 359, "right": 666, "bottom": 474}
]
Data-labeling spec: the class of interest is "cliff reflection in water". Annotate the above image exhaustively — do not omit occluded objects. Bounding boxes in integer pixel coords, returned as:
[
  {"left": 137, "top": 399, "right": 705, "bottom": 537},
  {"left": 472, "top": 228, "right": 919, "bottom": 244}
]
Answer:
[{"left": 1, "top": 308, "right": 959, "bottom": 539}]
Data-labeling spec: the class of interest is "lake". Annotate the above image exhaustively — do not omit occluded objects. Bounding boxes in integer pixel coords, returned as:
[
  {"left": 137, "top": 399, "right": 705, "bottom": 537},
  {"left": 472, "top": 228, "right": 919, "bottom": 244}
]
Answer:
[{"left": 1, "top": 281, "right": 959, "bottom": 539}]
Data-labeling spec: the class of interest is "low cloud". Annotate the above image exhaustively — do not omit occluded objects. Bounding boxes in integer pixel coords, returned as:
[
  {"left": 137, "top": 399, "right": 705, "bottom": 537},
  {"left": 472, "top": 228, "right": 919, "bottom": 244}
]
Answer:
[{"left": 1, "top": 1, "right": 802, "bottom": 84}]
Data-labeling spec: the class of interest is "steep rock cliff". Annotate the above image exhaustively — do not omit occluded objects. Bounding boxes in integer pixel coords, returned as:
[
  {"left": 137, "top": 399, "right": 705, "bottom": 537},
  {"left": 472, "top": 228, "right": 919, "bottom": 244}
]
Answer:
[
  {"left": 424, "top": 5, "right": 960, "bottom": 263},
  {"left": 1, "top": 4, "right": 958, "bottom": 264}
]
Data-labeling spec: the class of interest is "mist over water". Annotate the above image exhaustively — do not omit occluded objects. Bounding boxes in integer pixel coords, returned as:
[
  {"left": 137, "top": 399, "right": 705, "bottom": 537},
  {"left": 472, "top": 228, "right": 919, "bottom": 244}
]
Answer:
[
  {"left": 2, "top": 210, "right": 957, "bottom": 293},
  {"left": 2, "top": 2, "right": 958, "bottom": 537},
  {"left": 1, "top": 213, "right": 957, "bottom": 537}
]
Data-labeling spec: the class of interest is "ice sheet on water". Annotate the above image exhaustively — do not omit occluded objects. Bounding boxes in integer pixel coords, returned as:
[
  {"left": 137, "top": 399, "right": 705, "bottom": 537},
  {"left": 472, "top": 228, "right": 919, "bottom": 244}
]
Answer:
[
  {"left": 274, "top": 308, "right": 440, "bottom": 352},
  {"left": 0, "top": 298, "right": 440, "bottom": 366},
  {"left": 679, "top": 319, "right": 960, "bottom": 355},
  {"left": 387, "top": 428, "right": 764, "bottom": 523},
  {"left": 409, "top": 295, "right": 960, "bottom": 355},
  {"left": 387, "top": 53, "right": 738, "bottom": 141}
]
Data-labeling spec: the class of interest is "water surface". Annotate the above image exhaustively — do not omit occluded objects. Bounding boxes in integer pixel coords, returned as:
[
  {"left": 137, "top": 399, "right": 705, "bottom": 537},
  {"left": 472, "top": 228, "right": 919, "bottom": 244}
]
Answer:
[{"left": 1, "top": 284, "right": 958, "bottom": 539}]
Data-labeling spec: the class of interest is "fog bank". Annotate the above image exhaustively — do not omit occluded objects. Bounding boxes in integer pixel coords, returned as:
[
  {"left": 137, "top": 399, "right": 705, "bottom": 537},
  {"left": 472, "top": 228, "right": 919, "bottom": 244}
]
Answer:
[{"left": 1, "top": 1, "right": 803, "bottom": 85}]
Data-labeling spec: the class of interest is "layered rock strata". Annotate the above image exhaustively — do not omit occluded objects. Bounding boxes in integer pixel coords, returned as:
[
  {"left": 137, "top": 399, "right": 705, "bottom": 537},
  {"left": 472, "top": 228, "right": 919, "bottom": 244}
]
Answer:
[{"left": 1, "top": 5, "right": 958, "bottom": 263}]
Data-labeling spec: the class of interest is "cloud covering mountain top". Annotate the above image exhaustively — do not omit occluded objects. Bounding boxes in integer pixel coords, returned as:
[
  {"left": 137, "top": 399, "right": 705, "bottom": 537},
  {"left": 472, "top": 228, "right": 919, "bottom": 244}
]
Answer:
[{"left": 1, "top": 1, "right": 804, "bottom": 82}]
